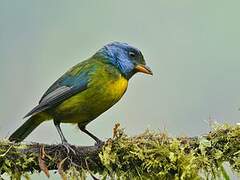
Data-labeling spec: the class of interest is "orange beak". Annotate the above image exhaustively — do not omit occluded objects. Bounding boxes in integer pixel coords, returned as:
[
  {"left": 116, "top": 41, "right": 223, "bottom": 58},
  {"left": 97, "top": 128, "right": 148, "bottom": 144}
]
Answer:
[{"left": 135, "top": 64, "right": 153, "bottom": 75}]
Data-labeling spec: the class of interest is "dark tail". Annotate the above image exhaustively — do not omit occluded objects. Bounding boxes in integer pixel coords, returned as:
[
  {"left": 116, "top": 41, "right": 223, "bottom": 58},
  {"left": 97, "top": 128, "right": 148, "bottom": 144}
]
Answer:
[{"left": 9, "top": 114, "right": 46, "bottom": 143}]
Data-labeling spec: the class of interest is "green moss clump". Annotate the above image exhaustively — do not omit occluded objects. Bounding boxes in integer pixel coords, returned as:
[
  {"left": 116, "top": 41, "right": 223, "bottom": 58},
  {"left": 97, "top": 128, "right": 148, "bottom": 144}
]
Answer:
[
  {"left": 0, "top": 141, "right": 37, "bottom": 179},
  {"left": 0, "top": 123, "right": 239, "bottom": 179},
  {"left": 99, "top": 124, "right": 240, "bottom": 179}
]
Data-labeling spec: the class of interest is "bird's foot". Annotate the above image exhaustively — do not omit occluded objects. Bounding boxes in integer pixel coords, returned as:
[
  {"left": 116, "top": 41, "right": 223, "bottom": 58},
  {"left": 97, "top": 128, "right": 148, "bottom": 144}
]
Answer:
[
  {"left": 61, "top": 142, "right": 76, "bottom": 155},
  {"left": 94, "top": 139, "right": 104, "bottom": 148}
]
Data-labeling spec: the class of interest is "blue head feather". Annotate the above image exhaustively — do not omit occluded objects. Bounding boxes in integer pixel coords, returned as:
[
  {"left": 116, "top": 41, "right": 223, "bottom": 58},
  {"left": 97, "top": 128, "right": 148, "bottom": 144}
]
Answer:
[{"left": 95, "top": 42, "right": 146, "bottom": 79}]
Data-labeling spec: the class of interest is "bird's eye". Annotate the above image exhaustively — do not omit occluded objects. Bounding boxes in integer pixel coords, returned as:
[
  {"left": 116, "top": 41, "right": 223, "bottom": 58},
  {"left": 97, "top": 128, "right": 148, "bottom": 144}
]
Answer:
[{"left": 129, "top": 51, "right": 136, "bottom": 58}]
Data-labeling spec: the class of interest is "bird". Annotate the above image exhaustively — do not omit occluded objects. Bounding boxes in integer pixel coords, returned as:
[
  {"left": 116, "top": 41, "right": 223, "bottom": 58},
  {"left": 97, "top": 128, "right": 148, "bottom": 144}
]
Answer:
[{"left": 9, "top": 42, "right": 152, "bottom": 147}]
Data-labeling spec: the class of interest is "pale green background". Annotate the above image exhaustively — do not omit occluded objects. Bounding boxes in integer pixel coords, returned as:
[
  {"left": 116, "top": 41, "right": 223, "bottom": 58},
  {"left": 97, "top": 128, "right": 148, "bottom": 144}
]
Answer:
[{"left": 0, "top": 1, "right": 239, "bottom": 179}]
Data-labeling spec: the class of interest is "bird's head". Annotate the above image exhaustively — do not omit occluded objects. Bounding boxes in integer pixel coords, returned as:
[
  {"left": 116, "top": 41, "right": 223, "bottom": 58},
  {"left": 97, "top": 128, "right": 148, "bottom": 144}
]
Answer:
[{"left": 95, "top": 42, "right": 153, "bottom": 79}]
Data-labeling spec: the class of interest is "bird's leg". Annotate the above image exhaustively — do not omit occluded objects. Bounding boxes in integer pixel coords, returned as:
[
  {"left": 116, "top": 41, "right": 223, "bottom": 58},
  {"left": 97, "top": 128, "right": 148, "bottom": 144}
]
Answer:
[
  {"left": 54, "top": 120, "right": 68, "bottom": 143},
  {"left": 54, "top": 120, "right": 75, "bottom": 154},
  {"left": 78, "top": 124, "right": 104, "bottom": 146}
]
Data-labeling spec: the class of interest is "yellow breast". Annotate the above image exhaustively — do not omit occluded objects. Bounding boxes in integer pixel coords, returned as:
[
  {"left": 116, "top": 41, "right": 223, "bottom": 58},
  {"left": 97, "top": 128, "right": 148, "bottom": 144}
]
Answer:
[{"left": 107, "top": 76, "right": 128, "bottom": 99}]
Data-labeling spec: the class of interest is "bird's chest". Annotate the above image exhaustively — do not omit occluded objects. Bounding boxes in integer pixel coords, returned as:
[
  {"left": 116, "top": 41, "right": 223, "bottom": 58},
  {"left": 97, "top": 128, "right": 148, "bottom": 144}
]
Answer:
[
  {"left": 86, "top": 74, "right": 128, "bottom": 111},
  {"left": 99, "top": 75, "right": 128, "bottom": 102}
]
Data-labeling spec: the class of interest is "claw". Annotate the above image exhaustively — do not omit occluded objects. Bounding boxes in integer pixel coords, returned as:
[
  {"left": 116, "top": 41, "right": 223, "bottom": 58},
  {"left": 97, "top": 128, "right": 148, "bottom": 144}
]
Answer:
[
  {"left": 61, "top": 142, "right": 76, "bottom": 155},
  {"left": 94, "top": 140, "right": 104, "bottom": 147}
]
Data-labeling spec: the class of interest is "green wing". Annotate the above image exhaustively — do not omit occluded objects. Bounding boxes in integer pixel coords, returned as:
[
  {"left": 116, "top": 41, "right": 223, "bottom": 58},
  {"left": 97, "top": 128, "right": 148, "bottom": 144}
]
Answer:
[{"left": 24, "top": 60, "right": 97, "bottom": 118}]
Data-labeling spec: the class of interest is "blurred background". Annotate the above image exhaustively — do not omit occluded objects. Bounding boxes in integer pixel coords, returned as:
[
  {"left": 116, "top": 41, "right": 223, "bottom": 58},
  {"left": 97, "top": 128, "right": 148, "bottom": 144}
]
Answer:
[{"left": 1, "top": 1, "right": 240, "bottom": 179}]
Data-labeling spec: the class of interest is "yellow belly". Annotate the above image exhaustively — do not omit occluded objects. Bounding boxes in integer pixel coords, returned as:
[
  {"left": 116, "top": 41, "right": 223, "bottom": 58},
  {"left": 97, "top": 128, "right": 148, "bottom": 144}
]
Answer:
[{"left": 55, "top": 75, "right": 128, "bottom": 124}]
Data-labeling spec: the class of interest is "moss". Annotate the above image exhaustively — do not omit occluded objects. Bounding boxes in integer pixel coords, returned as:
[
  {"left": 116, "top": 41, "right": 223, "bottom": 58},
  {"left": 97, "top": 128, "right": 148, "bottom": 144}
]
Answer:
[
  {"left": 99, "top": 123, "right": 240, "bottom": 179},
  {"left": 0, "top": 140, "right": 37, "bottom": 179},
  {"left": 0, "top": 123, "right": 239, "bottom": 179}
]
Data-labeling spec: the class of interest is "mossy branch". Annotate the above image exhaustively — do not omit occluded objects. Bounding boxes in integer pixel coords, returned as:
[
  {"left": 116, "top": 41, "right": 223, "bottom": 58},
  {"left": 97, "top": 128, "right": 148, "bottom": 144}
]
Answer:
[{"left": 0, "top": 123, "right": 239, "bottom": 179}]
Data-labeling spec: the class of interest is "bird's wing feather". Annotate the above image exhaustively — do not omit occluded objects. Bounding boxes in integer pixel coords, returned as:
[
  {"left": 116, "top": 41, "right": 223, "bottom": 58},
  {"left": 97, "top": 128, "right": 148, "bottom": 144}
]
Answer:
[{"left": 24, "top": 60, "right": 96, "bottom": 118}]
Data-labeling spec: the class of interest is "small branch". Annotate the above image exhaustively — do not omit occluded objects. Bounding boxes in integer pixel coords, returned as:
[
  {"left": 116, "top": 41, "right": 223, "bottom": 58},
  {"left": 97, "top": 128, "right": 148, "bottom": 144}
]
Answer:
[
  {"left": 0, "top": 123, "right": 239, "bottom": 179},
  {"left": 0, "top": 142, "right": 103, "bottom": 175}
]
